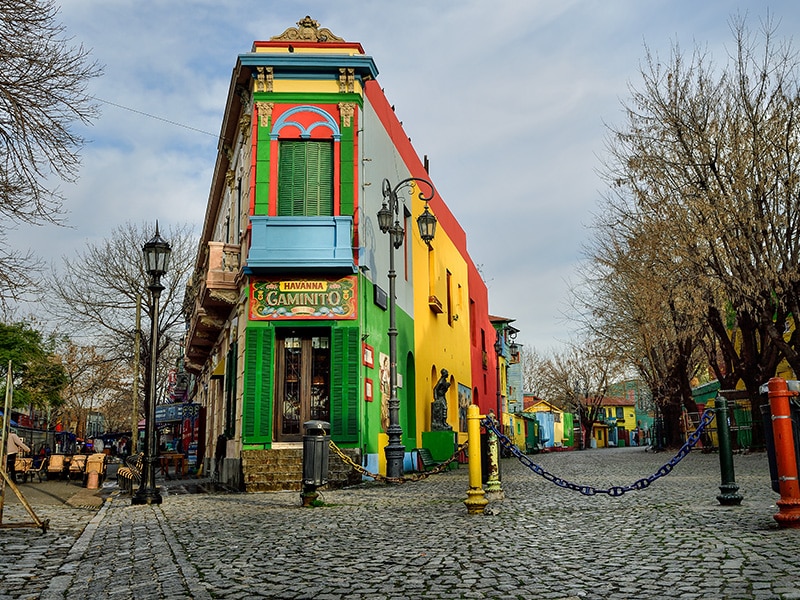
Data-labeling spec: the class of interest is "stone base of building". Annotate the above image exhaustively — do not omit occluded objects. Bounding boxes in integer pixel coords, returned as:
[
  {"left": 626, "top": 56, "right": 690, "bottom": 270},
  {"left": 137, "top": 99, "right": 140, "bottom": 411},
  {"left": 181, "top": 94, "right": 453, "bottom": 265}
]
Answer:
[{"left": 240, "top": 447, "right": 362, "bottom": 492}]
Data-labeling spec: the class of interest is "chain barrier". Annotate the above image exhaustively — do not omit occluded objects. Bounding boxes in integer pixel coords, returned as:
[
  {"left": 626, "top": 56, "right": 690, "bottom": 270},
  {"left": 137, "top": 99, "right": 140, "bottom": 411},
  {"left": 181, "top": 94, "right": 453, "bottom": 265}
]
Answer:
[
  {"left": 328, "top": 439, "right": 469, "bottom": 484},
  {"left": 481, "top": 408, "right": 716, "bottom": 496}
]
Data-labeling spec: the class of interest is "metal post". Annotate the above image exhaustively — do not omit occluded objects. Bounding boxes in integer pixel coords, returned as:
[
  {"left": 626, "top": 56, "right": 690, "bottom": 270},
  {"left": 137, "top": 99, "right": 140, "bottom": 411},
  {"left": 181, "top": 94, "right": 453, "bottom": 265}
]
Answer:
[
  {"left": 715, "top": 395, "right": 742, "bottom": 506},
  {"left": 767, "top": 377, "right": 800, "bottom": 527},
  {"left": 384, "top": 225, "right": 404, "bottom": 479},
  {"left": 378, "top": 177, "right": 436, "bottom": 480},
  {"left": 484, "top": 415, "right": 503, "bottom": 497},
  {"left": 133, "top": 281, "right": 163, "bottom": 505},
  {"left": 464, "top": 404, "right": 488, "bottom": 515},
  {"left": 131, "top": 294, "right": 141, "bottom": 455}
]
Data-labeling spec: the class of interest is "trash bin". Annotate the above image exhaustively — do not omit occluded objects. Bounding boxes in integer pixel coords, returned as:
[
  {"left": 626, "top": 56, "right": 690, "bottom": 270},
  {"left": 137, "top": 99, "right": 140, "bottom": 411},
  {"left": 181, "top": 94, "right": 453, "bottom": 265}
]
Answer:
[
  {"left": 302, "top": 420, "right": 330, "bottom": 488},
  {"left": 760, "top": 382, "right": 800, "bottom": 494}
]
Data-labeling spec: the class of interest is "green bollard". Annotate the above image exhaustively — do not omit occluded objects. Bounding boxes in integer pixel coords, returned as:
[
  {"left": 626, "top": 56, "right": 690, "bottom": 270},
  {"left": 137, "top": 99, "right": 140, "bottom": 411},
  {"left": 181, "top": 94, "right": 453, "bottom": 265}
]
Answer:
[{"left": 715, "top": 395, "right": 743, "bottom": 506}]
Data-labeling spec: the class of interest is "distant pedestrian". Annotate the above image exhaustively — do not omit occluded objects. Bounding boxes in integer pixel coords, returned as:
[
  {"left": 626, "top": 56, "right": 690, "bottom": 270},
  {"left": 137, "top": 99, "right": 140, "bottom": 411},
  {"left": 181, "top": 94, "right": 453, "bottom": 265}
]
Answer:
[
  {"left": 6, "top": 429, "right": 30, "bottom": 483},
  {"left": 214, "top": 435, "right": 227, "bottom": 481}
]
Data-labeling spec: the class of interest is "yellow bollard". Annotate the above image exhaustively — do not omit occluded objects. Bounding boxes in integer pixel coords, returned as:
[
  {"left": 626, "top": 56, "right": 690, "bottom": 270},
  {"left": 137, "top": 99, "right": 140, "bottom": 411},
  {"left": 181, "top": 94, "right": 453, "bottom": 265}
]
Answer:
[{"left": 464, "top": 404, "right": 489, "bottom": 515}]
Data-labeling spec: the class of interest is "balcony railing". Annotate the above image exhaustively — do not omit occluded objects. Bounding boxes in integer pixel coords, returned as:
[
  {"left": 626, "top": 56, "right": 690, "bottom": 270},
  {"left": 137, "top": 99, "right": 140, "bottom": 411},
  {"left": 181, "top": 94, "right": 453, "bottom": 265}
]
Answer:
[
  {"left": 184, "top": 241, "right": 241, "bottom": 372},
  {"left": 247, "top": 215, "right": 355, "bottom": 272}
]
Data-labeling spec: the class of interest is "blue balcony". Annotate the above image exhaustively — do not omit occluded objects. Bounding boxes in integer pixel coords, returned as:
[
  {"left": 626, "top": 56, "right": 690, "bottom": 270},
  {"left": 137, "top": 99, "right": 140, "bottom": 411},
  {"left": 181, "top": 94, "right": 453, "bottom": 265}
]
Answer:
[{"left": 246, "top": 215, "right": 355, "bottom": 273}]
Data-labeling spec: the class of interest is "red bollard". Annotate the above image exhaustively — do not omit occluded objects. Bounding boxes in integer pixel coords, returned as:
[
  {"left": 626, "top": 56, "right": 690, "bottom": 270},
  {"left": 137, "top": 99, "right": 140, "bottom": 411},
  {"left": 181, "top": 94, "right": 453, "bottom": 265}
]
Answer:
[{"left": 767, "top": 377, "right": 800, "bottom": 528}]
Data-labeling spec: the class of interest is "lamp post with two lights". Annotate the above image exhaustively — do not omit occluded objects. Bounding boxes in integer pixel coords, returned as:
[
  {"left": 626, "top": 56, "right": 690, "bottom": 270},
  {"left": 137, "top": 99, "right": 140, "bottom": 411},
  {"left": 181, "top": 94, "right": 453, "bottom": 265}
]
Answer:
[
  {"left": 132, "top": 223, "right": 171, "bottom": 506},
  {"left": 377, "top": 177, "right": 436, "bottom": 480}
]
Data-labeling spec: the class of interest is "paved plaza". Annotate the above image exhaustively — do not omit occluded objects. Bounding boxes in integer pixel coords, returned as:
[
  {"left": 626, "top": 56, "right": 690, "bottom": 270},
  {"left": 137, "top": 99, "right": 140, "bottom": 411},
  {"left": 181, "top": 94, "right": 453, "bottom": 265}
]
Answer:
[{"left": 0, "top": 446, "right": 797, "bottom": 600}]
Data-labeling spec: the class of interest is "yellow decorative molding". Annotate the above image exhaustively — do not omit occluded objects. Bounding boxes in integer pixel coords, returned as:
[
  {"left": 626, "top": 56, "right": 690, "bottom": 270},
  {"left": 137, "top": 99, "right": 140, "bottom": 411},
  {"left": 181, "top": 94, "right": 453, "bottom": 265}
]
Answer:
[
  {"left": 339, "top": 68, "right": 355, "bottom": 93},
  {"left": 255, "top": 102, "right": 274, "bottom": 127},
  {"left": 338, "top": 103, "right": 355, "bottom": 128},
  {"left": 225, "top": 169, "right": 236, "bottom": 190},
  {"left": 238, "top": 113, "right": 251, "bottom": 139},
  {"left": 271, "top": 16, "right": 345, "bottom": 43},
  {"left": 255, "top": 66, "right": 273, "bottom": 92}
]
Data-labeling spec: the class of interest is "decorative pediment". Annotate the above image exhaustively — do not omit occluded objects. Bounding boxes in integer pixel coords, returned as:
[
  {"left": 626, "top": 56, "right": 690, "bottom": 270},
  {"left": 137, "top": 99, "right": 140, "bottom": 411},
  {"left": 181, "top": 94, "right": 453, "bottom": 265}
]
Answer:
[{"left": 271, "top": 16, "right": 345, "bottom": 43}]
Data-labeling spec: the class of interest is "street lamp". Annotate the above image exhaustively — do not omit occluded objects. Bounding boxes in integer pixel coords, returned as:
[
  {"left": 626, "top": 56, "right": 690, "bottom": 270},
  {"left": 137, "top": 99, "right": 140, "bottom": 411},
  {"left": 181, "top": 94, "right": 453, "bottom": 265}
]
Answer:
[
  {"left": 494, "top": 329, "right": 503, "bottom": 426},
  {"left": 133, "top": 222, "right": 171, "bottom": 506},
  {"left": 378, "top": 177, "right": 436, "bottom": 479}
]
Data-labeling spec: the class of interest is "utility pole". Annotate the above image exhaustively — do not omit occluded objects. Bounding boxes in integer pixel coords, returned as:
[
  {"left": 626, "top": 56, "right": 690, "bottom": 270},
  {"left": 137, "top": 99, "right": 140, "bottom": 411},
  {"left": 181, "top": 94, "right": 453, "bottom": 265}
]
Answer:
[{"left": 131, "top": 295, "right": 141, "bottom": 454}]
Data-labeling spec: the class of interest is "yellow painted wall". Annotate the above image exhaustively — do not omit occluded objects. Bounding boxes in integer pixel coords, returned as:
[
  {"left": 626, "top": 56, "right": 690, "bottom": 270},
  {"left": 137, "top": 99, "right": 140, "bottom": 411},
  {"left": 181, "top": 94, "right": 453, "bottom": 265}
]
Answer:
[
  {"left": 412, "top": 187, "right": 472, "bottom": 448},
  {"left": 508, "top": 414, "right": 526, "bottom": 448},
  {"left": 272, "top": 80, "right": 364, "bottom": 95}
]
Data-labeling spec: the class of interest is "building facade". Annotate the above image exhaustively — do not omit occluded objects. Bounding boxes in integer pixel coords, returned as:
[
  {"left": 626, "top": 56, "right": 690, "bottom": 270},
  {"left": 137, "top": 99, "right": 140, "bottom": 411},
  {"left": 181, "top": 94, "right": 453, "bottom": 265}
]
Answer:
[{"left": 183, "top": 17, "right": 500, "bottom": 490}]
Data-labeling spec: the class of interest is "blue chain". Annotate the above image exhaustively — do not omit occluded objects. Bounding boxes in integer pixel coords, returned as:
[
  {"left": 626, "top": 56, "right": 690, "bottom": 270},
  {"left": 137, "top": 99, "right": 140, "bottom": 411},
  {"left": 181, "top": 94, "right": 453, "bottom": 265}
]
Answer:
[{"left": 481, "top": 409, "right": 716, "bottom": 496}]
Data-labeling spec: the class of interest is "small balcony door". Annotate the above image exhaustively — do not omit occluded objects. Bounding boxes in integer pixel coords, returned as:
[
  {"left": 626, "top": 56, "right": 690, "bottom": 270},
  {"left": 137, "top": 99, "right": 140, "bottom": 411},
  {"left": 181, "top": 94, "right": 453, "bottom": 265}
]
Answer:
[{"left": 275, "top": 331, "right": 331, "bottom": 442}]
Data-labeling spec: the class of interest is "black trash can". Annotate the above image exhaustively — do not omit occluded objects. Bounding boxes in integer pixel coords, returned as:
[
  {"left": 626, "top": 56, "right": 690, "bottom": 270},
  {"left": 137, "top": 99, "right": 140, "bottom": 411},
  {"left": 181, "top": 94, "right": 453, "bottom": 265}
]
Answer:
[
  {"left": 302, "top": 420, "right": 330, "bottom": 488},
  {"left": 760, "top": 383, "right": 800, "bottom": 494}
]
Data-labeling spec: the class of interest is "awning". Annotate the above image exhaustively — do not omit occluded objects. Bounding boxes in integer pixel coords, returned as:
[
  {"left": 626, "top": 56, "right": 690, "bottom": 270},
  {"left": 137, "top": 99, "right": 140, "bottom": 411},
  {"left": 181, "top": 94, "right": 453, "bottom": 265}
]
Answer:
[{"left": 211, "top": 359, "right": 226, "bottom": 378}]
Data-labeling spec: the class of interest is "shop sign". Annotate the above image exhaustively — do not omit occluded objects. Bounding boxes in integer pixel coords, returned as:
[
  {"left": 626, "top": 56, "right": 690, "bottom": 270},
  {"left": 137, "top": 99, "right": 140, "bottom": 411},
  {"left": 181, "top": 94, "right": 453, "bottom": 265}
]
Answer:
[
  {"left": 250, "top": 276, "right": 357, "bottom": 320},
  {"left": 156, "top": 403, "right": 199, "bottom": 424}
]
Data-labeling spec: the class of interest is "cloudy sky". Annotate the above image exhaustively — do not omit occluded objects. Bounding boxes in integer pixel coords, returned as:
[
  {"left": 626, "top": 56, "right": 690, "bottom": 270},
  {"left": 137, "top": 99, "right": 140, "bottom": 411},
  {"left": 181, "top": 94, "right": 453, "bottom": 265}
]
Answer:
[{"left": 10, "top": 0, "right": 800, "bottom": 354}]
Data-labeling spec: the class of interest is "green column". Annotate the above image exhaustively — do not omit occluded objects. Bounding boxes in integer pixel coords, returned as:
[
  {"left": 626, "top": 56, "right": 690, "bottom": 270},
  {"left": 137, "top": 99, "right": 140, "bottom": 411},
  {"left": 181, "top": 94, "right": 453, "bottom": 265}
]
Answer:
[{"left": 716, "top": 395, "right": 743, "bottom": 506}]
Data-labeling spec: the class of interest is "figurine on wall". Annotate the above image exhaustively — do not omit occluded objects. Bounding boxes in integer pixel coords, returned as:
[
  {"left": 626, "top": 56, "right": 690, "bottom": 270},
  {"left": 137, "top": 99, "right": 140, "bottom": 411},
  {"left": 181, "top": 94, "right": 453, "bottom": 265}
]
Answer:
[{"left": 431, "top": 368, "right": 452, "bottom": 431}]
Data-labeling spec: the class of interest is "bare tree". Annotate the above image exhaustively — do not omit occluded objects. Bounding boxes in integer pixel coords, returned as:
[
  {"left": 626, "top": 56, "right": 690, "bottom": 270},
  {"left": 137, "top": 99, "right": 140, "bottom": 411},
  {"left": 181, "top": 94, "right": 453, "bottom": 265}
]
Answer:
[
  {"left": 48, "top": 221, "right": 196, "bottom": 421},
  {"left": 0, "top": 0, "right": 102, "bottom": 306},
  {"left": 594, "top": 14, "right": 800, "bottom": 444},
  {"left": 578, "top": 214, "right": 709, "bottom": 446},
  {"left": 519, "top": 346, "right": 549, "bottom": 398},
  {"left": 538, "top": 339, "right": 626, "bottom": 449}
]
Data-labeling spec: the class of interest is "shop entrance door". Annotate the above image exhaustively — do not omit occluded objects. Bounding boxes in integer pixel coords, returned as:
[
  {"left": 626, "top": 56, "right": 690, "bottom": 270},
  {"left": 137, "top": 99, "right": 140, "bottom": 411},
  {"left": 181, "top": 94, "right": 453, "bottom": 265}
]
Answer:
[{"left": 275, "top": 331, "right": 331, "bottom": 442}]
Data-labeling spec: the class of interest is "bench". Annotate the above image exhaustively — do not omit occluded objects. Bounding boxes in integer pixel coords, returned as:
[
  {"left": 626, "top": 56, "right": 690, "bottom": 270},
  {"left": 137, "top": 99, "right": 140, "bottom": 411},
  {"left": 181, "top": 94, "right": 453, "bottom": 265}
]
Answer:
[
  {"left": 414, "top": 448, "right": 444, "bottom": 472},
  {"left": 117, "top": 453, "right": 144, "bottom": 493}
]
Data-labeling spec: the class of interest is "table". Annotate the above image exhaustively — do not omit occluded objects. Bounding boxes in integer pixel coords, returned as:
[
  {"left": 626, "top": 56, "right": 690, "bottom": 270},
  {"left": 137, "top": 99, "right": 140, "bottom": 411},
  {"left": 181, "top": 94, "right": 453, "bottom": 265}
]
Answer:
[{"left": 158, "top": 453, "right": 186, "bottom": 479}]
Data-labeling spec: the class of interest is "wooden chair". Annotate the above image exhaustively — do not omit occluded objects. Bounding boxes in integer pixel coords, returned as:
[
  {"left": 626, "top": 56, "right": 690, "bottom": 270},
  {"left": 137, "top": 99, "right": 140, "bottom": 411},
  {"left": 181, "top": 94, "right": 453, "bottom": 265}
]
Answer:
[
  {"left": 68, "top": 454, "right": 87, "bottom": 484},
  {"left": 84, "top": 453, "right": 107, "bottom": 485},
  {"left": 13, "top": 457, "right": 33, "bottom": 482},
  {"left": 46, "top": 454, "right": 67, "bottom": 480}
]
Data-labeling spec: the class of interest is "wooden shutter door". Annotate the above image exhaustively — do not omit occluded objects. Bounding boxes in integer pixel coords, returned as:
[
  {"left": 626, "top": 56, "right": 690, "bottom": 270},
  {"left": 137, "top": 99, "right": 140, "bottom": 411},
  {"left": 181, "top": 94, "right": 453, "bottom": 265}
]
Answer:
[{"left": 331, "top": 326, "right": 359, "bottom": 443}]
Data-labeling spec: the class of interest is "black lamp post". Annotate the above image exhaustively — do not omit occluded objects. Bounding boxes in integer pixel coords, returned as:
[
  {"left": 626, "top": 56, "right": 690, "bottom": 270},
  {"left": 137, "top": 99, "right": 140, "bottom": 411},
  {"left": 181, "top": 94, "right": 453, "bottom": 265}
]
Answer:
[
  {"left": 133, "top": 222, "right": 171, "bottom": 506},
  {"left": 377, "top": 177, "right": 436, "bottom": 479},
  {"left": 494, "top": 329, "right": 503, "bottom": 426}
]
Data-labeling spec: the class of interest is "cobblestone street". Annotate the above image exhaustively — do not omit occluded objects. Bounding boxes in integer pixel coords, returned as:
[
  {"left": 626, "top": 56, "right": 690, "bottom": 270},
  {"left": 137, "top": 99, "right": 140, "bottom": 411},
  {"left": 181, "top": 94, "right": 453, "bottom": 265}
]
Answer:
[{"left": 0, "top": 447, "right": 797, "bottom": 599}]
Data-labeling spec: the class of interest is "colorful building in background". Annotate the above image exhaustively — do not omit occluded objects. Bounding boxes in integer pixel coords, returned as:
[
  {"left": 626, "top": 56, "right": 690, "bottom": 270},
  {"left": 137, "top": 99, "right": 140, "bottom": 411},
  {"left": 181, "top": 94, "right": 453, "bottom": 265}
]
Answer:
[
  {"left": 183, "top": 17, "right": 502, "bottom": 490},
  {"left": 593, "top": 396, "right": 637, "bottom": 447}
]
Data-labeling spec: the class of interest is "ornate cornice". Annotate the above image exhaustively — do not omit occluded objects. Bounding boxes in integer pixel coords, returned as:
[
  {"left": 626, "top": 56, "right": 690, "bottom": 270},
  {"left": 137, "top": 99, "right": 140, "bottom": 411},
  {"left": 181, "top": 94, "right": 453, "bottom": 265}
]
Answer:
[{"left": 271, "top": 16, "right": 345, "bottom": 43}]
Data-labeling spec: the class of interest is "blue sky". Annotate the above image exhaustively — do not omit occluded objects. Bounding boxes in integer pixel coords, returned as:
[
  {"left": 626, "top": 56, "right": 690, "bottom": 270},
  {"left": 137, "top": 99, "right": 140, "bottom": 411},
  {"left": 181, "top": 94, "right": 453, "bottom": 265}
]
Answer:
[{"left": 11, "top": 0, "right": 800, "bottom": 353}]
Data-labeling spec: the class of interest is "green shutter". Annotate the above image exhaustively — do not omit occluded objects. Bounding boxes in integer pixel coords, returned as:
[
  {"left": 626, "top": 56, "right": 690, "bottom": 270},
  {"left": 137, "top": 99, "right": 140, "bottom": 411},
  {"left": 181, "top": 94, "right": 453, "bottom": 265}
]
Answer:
[
  {"left": 242, "top": 328, "right": 274, "bottom": 444},
  {"left": 224, "top": 342, "right": 237, "bottom": 438},
  {"left": 277, "top": 141, "right": 333, "bottom": 217},
  {"left": 331, "top": 327, "right": 359, "bottom": 443},
  {"left": 277, "top": 142, "right": 303, "bottom": 216}
]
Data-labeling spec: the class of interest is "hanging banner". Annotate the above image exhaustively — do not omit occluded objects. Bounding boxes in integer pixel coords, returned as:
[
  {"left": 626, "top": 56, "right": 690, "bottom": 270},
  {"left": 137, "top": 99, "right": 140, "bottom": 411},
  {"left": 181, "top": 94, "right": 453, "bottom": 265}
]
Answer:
[{"left": 249, "top": 275, "right": 357, "bottom": 320}]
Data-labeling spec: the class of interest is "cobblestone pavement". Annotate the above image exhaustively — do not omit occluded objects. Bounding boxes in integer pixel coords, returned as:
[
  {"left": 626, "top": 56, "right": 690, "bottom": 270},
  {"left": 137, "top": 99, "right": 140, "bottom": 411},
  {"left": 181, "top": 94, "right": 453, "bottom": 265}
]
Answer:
[{"left": 0, "top": 447, "right": 798, "bottom": 600}]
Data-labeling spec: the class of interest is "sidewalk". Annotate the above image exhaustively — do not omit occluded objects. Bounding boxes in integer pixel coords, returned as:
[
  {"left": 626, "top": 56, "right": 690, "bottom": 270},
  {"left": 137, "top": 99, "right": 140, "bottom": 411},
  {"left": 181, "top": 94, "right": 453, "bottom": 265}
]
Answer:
[{"left": 0, "top": 447, "right": 798, "bottom": 600}]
